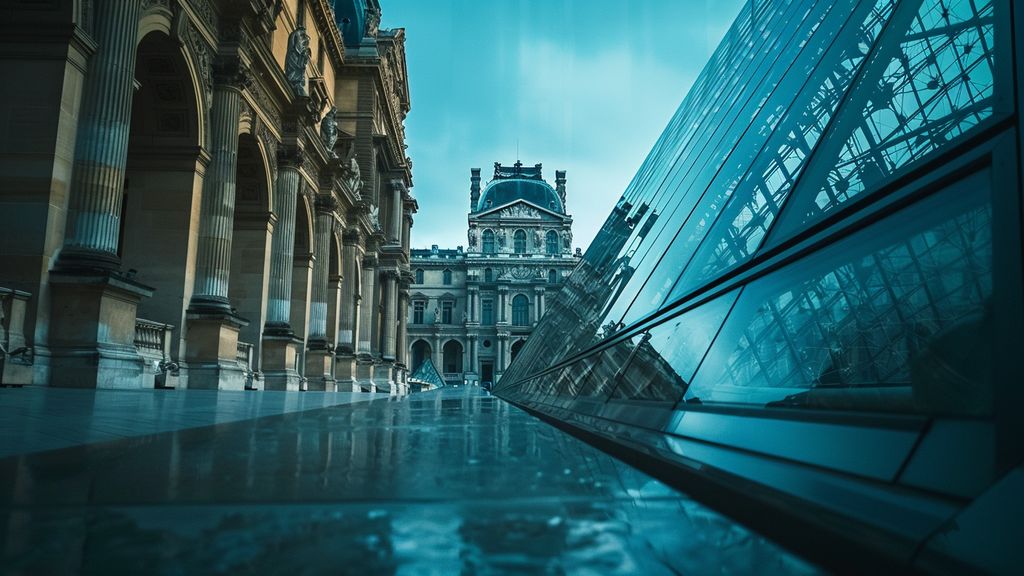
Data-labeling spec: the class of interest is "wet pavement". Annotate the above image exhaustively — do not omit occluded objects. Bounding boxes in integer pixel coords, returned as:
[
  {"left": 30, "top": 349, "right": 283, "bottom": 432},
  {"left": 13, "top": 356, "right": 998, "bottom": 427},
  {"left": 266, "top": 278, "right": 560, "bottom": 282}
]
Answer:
[{"left": 0, "top": 387, "right": 818, "bottom": 575}]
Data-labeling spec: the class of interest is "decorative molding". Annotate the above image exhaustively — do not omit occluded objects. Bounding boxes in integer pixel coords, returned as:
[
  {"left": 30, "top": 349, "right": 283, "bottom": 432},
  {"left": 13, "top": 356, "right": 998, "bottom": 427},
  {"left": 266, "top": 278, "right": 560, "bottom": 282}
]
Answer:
[{"left": 498, "top": 204, "right": 542, "bottom": 219}]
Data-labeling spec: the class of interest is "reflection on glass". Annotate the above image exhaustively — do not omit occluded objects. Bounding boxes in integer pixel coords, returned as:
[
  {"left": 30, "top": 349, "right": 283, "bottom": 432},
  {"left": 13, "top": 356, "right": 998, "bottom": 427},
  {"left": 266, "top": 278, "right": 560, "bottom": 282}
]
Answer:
[
  {"left": 684, "top": 173, "right": 992, "bottom": 415},
  {"left": 610, "top": 290, "right": 739, "bottom": 402},
  {"left": 770, "top": 0, "right": 996, "bottom": 241}
]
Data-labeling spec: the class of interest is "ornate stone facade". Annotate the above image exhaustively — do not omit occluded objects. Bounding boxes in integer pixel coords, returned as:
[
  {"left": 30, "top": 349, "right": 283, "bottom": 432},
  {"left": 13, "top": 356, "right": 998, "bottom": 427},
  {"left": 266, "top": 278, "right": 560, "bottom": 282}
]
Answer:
[
  {"left": 0, "top": 0, "right": 416, "bottom": 393},
  {"left": 407, "top": 162, "right": 578, "bottom": 386}
]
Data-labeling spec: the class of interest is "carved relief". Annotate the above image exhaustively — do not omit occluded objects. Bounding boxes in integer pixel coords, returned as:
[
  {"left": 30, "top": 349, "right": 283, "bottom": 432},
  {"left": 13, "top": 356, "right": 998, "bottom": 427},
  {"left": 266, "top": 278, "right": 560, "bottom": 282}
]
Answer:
[
  {"left": 179, "top": 19, "right": 213, "bottom": 112},
  {"left": 365, "top": 7, "right": 381, "bottom": 38},
  {"left": 320, "top": 106, "right": 338, "bottom": 157},
  {"left": 499, "top": 204, "right": 541, "bottom": 219}
]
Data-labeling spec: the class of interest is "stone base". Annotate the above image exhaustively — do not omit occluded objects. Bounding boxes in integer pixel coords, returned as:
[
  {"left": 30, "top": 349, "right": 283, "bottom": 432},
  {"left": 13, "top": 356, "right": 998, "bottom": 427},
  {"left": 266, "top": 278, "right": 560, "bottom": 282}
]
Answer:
[
  {"left": 333, "top": 351, "right": 359, "bottom": 392},
  {"left": 184, "top": 310, "right": 248, "bottom": 390},
  {"left": 304, "top": 343, "right": 335, "bottom": 391},
  {"left": 355, "top": 356, "right": 375, "bottom": 392},
  {"left": 373, "top": 361, "right": 394, "bottom": 394},
  {"left": 47, "top": 270, "right": 153, "bottom": 388},
  {"left": 261, "top": 334, "right": 303, "bottom": 391}
]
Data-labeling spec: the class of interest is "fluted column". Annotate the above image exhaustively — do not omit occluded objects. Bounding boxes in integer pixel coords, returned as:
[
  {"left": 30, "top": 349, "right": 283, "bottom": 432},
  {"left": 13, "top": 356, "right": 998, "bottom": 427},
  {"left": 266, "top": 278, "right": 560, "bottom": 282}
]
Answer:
[
  {"left": 498, "top": 286, "right": 508, "bottom": 323},
  {"left": 338, "top": 234, "right": 361, "bottom": 351},
  {"left": 388, "top": 180, "right": 403, "bottom": 244},
  {"left": 265, "top": 152, "right": 303, "bottom": 329},
  {"left": 382, "top": 271, "right": 398, "bottom": 360},
  {"left": 396, "top": 289, "right": 408, "bottom": 364},
  {"left": 190, "top": 59, "right": 250, "bottom": 311},
  {"left": 58, "top": 0, "right": 144, "bottom": 269},
  {"left": 308, "top": 200, "right": 334, "bottom": 341},
  {"left": 357, "top": 256, "right": 377, "bottom": 355}
]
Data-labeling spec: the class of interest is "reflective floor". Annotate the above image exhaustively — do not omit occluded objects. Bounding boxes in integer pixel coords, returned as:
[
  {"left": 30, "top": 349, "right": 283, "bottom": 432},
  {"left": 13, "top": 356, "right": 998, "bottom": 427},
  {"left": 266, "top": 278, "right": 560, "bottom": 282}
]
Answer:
[{"left": 0, "top": 387, "right": 817, "bottom": 575}]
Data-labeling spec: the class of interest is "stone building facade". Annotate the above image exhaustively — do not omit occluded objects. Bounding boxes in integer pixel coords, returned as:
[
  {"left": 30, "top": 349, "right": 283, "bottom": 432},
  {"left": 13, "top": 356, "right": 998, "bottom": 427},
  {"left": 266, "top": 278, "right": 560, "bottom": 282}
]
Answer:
[
  {"left": 407, "top": 162, "right": 578, "bottom": 386},
  {"left": 0, "top": 0, "right": 417, "bottom": 393}
]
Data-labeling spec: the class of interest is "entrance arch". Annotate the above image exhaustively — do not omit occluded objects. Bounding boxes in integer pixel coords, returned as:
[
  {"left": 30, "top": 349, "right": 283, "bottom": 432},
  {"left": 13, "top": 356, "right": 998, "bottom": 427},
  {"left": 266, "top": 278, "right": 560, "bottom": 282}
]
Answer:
[
  {"left": 411, "top": 339, "right": 432, "bottom": 372},
  {"left": 442, "top": 339, "right": 464, "bottom": 375},
  {"left": 121, "top": 31, "right": 205, "bottom": 365}
]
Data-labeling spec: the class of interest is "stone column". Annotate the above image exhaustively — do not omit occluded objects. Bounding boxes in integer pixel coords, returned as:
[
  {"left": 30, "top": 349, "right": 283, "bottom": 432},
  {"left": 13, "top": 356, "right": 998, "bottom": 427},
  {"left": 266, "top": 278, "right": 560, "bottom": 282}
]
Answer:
[
  {"left": 388, "top": 180, "right": 404, "bottom": 244},
  {"left": 184, "top": 57, "right": 251, "bottom": 390},
  {"left": 262, "top": 150, "right": 303, "bottom": 391},
  {"left": 305, "top": 198, "right": 336, "bottom": 391},
  {"left": 382, "top": 271, "right": 398, "bottom": 361},
  {"left": 498, "top": 286, "right": 508, "bottom": 324},
  {"left": 467, "top": 335, "right": 478, "bottom": 384},
  {"left": 497, "top": 333, "right": 509, "bottom": 380},
  {"left": 467, "top": 287, "right": 478, "bottom": 323},
  {"left": 58, "top": 0, "right": 144, "bottom": 268},
  {"left": 48, "top": 0, "right": 154, "bottom": 388},
  {"left": 334, "top": 232, "right": 361, "bottom": 391},
  {"left": 355, "top": 254, "right": 377, "bottom": 391}
]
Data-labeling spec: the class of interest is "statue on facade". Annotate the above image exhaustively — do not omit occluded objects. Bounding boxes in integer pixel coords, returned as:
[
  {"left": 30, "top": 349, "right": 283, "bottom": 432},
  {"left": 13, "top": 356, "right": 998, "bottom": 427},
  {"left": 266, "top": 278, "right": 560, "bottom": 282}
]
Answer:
[
  {"left": 285, "top": 26, "right": 311, "bottom": 97},
  {"left": 342, "top": 143, "right": 362, "bottom": 196},
  {"left": 575, "top": 247, "right": 583, "bottom": 257},
  {"left": 562, "top": 229, "right": 572, "bottom": 249},
  {"left": 468, "top": 228, "right": 478, "bottom": 249},
  {"left": 496, "top": 229, "right": 506, "bottom": 249},
  {"left": 320, "top": 106, "right": 338, "bottom": 157},
  {"left": 365, "top": 7, "right": 381, "bottom": 38},
  {"left": 533, "top": 229, "right": 543, "bottom": 248},
  {"left": 369, "top": 204, "right": 382, "bottom": 232}
]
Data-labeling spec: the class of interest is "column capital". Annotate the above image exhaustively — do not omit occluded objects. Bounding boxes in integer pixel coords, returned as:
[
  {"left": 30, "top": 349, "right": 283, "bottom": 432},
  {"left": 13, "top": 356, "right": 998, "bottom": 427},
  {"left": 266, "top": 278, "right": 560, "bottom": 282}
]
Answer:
[
  {"left": 315, "top": 193, "right": 339, "bottom": 214},
  {"left": 211, "top": 55, "right": 253, "bottom": 90},
  {"left": 277, "top": 144, "right": 305, "bottom": 169}
]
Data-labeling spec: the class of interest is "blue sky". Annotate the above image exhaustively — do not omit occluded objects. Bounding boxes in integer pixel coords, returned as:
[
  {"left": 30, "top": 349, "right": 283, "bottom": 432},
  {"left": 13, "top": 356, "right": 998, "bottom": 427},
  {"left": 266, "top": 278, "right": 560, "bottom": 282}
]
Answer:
[{"left": 382, "top": 0, "right": 745, "bottom": 250}]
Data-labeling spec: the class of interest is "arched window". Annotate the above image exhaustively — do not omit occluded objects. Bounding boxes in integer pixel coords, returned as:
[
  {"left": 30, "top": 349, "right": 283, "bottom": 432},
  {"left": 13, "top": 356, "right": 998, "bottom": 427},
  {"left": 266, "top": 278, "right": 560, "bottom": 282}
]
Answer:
[
  {"left": 411, "top": 340, "right": 431, "bottom": 371},
  {"left": 484, "top": 268, "right": 493, "bottom": 283},
  {"left": 513, "top": 230, "right": 527, "bottom": 254},
  {"left": 442, "top": 340, "right": 463, "bottom": 374},
  {"left": 546, "top": 230, "right": 559, "bottom": 255},
  {"left": 548, "top": 269, "right": 557, "bottom": 284},
  {"left": 512, "top": 294, "right": 530, "bottom": 326},
  {"left": 482, "top": 229, "right": 495, "bottom": 254},
  {"left": 511, "top": 339, "right": 526, "bottom": 361},
  {"left": 414, "top": 269, "right": 424, "bottom": 284},
  {"left": 443, "top": 269, "right": 452, "bottom": 285}
]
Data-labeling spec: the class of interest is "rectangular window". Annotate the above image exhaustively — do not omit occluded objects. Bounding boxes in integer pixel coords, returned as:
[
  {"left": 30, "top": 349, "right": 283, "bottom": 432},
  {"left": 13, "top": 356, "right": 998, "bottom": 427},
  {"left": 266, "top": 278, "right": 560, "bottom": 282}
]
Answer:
[
  {"left": 482, "top": 299, "right": 494, "bottom": 325},
  {"left": 441, "top": 301, "right": 454, "bottom": 324},
  {"left": 413, "top": 301, "right": 424, "bottom": 324}
]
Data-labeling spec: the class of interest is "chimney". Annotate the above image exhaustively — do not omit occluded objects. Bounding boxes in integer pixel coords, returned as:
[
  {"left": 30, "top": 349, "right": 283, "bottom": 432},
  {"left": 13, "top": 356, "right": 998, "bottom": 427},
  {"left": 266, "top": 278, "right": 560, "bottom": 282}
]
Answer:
[
  {"left": 470, "top": 168, "right": 481, "bottom": 211},
  {"left": 555, "top": 170, "right": 567, "bottom": 208}
]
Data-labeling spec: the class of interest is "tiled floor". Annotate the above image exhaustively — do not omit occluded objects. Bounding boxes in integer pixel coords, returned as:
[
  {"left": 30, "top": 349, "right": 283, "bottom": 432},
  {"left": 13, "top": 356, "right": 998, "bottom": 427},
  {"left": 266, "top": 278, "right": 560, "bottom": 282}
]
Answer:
[{"left": 0, "top": 387, "right": 818, "bottom": 575}]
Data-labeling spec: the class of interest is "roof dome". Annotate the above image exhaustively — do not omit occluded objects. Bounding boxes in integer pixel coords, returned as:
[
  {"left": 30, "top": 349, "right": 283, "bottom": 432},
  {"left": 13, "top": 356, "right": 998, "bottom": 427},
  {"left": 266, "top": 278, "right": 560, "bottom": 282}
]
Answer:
[{"left": 476, "top": 161, "right": 564, "bottom": 213}]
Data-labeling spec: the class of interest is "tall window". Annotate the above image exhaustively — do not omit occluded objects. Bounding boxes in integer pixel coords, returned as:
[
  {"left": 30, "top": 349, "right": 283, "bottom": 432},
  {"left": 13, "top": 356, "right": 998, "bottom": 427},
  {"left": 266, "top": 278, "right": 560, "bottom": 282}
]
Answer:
[
  {"left": 546, "top": 230, "right": 559, "bottom": 255},
  {"left": 548, "top": 269, "right": 557, "bottom": 284},
  {"left": 482, "top": 229, "right": 495, "bottom": 254},
  {"left": 415, "top": 269, "right": 424, "bottom": 284},
  {"left": 413, "top": 300, "right": 425, "bottom": 324},
  {"left": 481, "top": 299, "right": 494, "bottom": 325},
  {"left": 513, "top": 229, "right": 527, "bottom": 254},
  {"left": 441, "top": 300, "right": 453, "bottom": 324},
  {"left": 443, "top": 340, "right": 463, "bottom": 374},
  {"left": 443, "top": 269, "right": 452, "bottom": 285},
  {"left": 484, "top": 268, "right": 493, "bottom": 282},
  {"left": 512, "top": 294, "right": 529, "bottom": 326}
]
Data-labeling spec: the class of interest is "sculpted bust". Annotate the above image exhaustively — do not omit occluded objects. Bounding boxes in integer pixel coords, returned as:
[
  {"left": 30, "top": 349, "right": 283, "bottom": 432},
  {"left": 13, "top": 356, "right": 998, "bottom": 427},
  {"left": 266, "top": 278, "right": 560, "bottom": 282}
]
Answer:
[{"left": 286, "top": 27, "right": 311, "bottom": 96}]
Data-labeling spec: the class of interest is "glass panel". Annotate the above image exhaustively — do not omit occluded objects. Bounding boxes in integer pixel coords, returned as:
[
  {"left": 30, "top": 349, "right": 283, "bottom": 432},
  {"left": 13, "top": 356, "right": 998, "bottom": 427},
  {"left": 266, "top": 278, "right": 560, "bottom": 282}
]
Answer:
[
  {"left": 658, "top": 0, "right": 899, "bottom": 306},
  {"left": 611, "top": 289, "right": 739, "bottom": 402},
  {"left": 684, "top": 171, "right": 992, "bottom": 416},
  {"left": 768, "top": 0, "right": 997, "bottom": 243}
]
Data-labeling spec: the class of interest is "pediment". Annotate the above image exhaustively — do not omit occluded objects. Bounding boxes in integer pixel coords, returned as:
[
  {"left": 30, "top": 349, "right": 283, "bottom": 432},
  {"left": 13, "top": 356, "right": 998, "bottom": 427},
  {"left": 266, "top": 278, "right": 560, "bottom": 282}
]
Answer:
[{"left": 474, "top": 200, "right": 564, "bottom": 222}]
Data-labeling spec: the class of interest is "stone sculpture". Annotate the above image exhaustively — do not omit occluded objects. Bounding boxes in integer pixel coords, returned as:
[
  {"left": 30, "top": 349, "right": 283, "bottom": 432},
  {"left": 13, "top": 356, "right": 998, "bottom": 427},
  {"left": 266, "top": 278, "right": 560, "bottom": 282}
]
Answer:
[
  {"left": 285, "top": 26, "right": 311, "bottom": 97},
  {"left": 320, "top": 106, "right": 338, "bottom": 157},
  {"left": 343, "top": 144, "right": 362, "bottom": 196}
]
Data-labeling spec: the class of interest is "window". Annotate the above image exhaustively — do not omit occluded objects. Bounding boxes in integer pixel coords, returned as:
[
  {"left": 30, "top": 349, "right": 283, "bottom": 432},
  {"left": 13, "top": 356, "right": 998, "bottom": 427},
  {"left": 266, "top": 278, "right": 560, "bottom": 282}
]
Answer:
[
  {"left": 441, "top": 300, "right": 454, "bottom": 324},
  {"left": 412, "top": 300, "right": 425, "bottom": 324},
  {"left": 483, "top": 229, "right": 495, "bottom": 254},
  {"left": 514, "top": 229, "right": 527, "bottom": 254},
  {"left": 546, "top": 230, "right": 559, "bottom": 255},
  {"left": 442, "top": 269, "right": 452, "bottom": 285},
  {"left": 414, "top": 269, "right": 424, "bottom": 284},
  {"left": 484, "top": 268, "right": 493, "bottom": 282},
  {"left": 512, "top": 294, "right": 530, "bottom": 326},
  {"left": 443, "top": 340, "right": 464, "bottom": 374},
  {"left": 548, "top": 269, "right": 557, "bottom": 284},
  {"left": 481, "top": 299, "right": 494, "bottom": 325}
]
